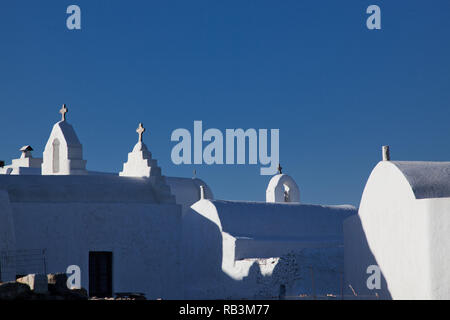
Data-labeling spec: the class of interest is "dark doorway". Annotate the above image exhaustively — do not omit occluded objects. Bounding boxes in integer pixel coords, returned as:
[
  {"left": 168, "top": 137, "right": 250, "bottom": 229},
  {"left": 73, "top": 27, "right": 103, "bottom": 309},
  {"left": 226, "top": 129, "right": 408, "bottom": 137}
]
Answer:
[{"left": 89, "top": 251, "right": 113, "bottom": 298}]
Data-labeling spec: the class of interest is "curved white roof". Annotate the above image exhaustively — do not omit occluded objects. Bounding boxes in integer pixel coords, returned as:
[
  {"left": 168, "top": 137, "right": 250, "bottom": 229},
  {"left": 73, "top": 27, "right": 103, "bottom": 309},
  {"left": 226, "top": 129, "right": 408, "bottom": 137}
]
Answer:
[
  {"left": 391, "top": 161, "right": 450, "bottom": 199},
  {"left": 192, "top": 199, "right": 356, "bottom": 239},
  {"left": 165, "top": 177, "right": 213, "bottom": 211}
]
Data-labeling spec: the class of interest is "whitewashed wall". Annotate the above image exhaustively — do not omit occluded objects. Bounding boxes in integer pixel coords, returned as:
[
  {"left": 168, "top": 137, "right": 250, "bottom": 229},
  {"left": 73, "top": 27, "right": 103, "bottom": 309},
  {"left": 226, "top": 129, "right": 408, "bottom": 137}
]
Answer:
[
  {"left": 183, "top": 199, "right": 356, "bottom": 299},
  {"left": 12, "top": 202, "right": 182, "bottom": 299},
  {"left": 0, "top": 190, "right": 17, "bottom": 281},
  {"left": 345, "top": 161, "right": 450, "bottom": 300}
]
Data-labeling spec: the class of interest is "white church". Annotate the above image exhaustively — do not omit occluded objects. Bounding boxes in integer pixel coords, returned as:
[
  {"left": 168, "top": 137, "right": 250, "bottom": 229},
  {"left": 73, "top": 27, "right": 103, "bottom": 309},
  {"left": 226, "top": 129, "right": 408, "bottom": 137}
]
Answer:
[
  {"left": 344, "top": 147, "right": 450, "bottom": 300},
  {"left": 0, "top": 105, "right": 449, "bottom": 300}
]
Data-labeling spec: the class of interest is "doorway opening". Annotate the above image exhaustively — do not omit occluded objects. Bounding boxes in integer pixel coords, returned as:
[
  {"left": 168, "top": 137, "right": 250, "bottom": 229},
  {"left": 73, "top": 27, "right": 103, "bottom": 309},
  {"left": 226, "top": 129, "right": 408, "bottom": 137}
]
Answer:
[{"left": 89, "top": 251, "right": 113, "bottom": 298}]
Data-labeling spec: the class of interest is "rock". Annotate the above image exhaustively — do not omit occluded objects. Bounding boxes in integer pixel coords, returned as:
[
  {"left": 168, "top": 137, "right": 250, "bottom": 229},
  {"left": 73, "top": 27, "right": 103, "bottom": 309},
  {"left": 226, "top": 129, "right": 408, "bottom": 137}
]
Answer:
[
  {"left": 46, "top": 273, "right": 88, "bottom": 300},
  {"left": 73, "top": 288, "right": 88, "bottom": 296},
  {"left": 0, "top": 273, "right": 89, "bottom": 300},
  {"left": 127, "top": 293, "right": 146, "bottom": 300},
  {"left": 66, "top": 288, "right": 88, "bottom": 300},
  {"left": 114, "top": 292, "right": 147, "bottom": 300},
  {"left": 47, "top": 273, "right": 69, "bottom": 294},
  {"left": 0, "top": 282, "right": 32, "bottom": 300},
  {"left": 16, "top": 274, "right": 48, "bottom": 294}
]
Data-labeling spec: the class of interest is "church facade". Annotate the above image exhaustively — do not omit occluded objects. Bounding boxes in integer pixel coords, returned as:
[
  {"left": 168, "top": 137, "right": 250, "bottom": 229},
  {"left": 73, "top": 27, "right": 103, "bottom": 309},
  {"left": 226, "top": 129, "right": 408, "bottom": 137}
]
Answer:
[
  {"left": 0, "top": 105, "right": 357, "bottom": 299},
  {"left": 2, "top": 105, "right": 449, "bottom": 299}
]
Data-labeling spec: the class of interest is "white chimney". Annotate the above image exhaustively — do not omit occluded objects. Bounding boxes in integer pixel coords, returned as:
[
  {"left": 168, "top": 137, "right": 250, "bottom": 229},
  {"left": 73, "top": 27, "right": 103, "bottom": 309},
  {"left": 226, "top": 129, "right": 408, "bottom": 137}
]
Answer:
[
  {"left": 200, "top": 185, "right": 205, "bottom": 200},
  {"left": 382, "top": 145, "right": 390, "bottom": 161}
]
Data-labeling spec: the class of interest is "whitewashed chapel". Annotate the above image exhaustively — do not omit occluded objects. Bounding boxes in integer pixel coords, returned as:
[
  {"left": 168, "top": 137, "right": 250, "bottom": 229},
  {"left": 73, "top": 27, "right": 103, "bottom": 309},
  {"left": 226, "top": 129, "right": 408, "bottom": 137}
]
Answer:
[
  {"left": 344, "top": 147, "right": 450, "bottom": 300},
  {"left": 0, "top": 105, "right": 357, "bottom": 299},
  {"left": 2, "top": 105, "right": 448, "bottom": 299}
]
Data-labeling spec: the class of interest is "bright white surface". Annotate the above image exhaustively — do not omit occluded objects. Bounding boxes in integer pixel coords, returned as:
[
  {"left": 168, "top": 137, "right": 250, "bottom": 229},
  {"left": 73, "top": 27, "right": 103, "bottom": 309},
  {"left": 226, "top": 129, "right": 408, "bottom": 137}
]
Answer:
[
  {"left": 165, "top": 177, "right": 214, "bottom": 212},
  {"left": 391, "top": 161, "right": 450, "bottom": 199},
  {"left": 266, "top": 174, "right": 300, "bottom": 203},
  {"left": 119, "top": 141, "right": 162, "bottom": 178},
  {"left": 41, "top": 121, "right": 87, "bottom": 175},
  {"left": 183, "top": 199, "right": 356, "bottom": 298},
  {"left": 196, "top": 200, "right": 355, "bottom": 239},
  {"left": 0, "top": 148, "right": 42, "bottom": 175},
  {"left": 345, "top": 161, "right": 450, "bottom": 299}
]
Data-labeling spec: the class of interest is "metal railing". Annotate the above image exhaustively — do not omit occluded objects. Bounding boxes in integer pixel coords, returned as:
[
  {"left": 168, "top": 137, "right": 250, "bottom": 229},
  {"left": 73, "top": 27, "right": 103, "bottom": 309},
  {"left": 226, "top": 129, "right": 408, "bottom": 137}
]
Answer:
[{"left": 0, "top": 249, "right": 47, "bottom": 282}]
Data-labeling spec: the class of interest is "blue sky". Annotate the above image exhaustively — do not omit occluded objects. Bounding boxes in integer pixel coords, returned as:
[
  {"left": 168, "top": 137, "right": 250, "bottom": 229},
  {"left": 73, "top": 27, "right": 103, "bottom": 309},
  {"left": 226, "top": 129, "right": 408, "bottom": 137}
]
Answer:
[{"left": 1, "top": 0, "right": 450, "bottom": 206}]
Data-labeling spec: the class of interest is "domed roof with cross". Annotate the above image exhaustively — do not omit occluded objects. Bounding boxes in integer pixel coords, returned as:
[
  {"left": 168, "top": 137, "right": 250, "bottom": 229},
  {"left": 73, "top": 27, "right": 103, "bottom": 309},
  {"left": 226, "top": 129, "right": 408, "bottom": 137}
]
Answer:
[
  {"left": 41, "top": 104, "right": 87, "bottom": 175},
  {"left": 266, "top": 164, "right": 300, "bottom": 203}
]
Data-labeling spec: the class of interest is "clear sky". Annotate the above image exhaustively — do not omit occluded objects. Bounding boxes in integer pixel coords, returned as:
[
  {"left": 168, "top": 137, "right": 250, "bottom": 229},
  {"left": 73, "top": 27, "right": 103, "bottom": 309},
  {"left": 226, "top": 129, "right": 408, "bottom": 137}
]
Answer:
[{"left": 1, "top": 1, "right": 450, "bottom": 206}]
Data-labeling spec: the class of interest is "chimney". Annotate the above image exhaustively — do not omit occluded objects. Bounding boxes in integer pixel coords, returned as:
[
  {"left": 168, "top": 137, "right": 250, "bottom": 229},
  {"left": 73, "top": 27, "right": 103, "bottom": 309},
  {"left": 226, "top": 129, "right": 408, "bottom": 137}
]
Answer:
[
  {"left": 200, "top": 185, "right": 205, "bottom": 200},
  {"left": 382, "top": 145, "right": 390, "bottom": 161}
]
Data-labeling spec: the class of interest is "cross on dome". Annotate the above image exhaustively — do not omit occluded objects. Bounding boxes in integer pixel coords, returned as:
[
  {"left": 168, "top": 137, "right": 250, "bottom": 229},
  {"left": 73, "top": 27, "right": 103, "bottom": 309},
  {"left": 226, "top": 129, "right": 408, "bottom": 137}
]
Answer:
[
  {"left": 278, "top": 163, "right": 283, "bottom": 175},
  {"left": 136, "top": 123, "right": 146, "bottom": 142},
  {"left": 59, "top": 104, "right": 68, "bottom": 121}
]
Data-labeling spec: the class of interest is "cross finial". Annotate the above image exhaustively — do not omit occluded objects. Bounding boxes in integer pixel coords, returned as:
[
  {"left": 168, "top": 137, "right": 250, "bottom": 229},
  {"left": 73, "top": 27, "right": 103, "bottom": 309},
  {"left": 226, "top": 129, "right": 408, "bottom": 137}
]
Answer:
[
  {"left": 277, "top": 163, "right": 283, "bottom": 174},
  {"left": 59, "top": 104, "right": 68, "bottom": 121},
  {"left": 136, "top": 123, "right": 145, "bottom": 142}
]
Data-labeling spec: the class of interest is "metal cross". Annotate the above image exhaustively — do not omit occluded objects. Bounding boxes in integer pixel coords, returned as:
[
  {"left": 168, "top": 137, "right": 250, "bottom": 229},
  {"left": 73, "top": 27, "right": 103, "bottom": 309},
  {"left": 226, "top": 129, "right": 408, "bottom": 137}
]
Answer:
[{"left": 278, "top": 163, "right": 283, "bottom": 174}]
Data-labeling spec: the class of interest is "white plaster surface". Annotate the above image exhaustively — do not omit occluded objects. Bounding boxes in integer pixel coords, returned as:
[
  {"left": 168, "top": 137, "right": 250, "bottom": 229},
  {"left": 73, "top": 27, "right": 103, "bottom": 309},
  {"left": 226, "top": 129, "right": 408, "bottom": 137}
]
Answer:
[
  {"left": 41, "top": 121, "right": 87, "bottom": 175},
  {"left": 120, "top": 142, "right": 161, "bottom": 178},
  {"left": 192, "top": 200, "right": 355, "bottom": 240},
  {"left": 165, "top": 177, "right": 214, "bottom": 212},
  {"left": 345, "top": 161, "right": 450, "bottom": 299},
  {"left": 266, "top": 174, "right": 300, "bottom": 203},
  {"left": 391, "top": 161, "right": 450, "bottom": 199},
  {"left": 0, "top": 190, "right": 17, "bottom": 281},
  {"left": 11, "top": 201, "right": 182, "bottom": 299},
  {"left": 0, "top": 147, "right": 42, "bottom": 175},
  {"left": 0, "top": 175, "right": 170, "bottom": 204},
  {"left": 182, "top": 199, "right": 356, "bottom": 299},
  {"left": 0, "top": 172, "right": 182, "bottom": 298}
]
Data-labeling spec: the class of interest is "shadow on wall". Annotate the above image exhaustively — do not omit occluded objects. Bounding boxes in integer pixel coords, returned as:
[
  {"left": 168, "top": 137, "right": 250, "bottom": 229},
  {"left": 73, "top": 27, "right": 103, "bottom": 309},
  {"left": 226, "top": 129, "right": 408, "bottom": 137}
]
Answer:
[
  {"left": 183, "top": 207, "right": 382, "bottom": 299},
  {"left": 181, "top": 206, "right": 276, "bottom": 299},
  {"left": 181, "top": 207, "right": 226, "bottom": 298},
  {"left": 344, "top": 215, "right": 392, "bottom": 300},
  {"left": 237, "top": 248, "right": 346, "bottom": 299}
]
